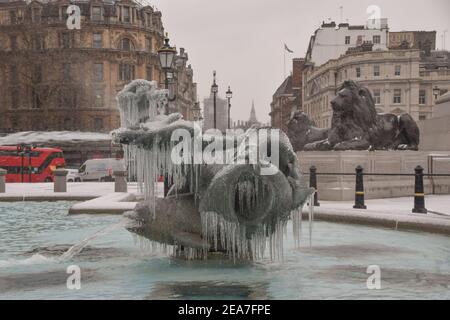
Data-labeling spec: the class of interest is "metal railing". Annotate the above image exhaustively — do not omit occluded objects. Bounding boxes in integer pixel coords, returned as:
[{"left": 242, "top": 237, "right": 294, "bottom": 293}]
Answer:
[{"left": 304, "top": 165, "right": 450, "bottom": 214}]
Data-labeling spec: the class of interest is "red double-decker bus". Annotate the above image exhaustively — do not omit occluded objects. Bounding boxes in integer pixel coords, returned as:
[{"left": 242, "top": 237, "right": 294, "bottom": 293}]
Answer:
[{"left": 0, "top": 146, "right": 65, "bottom": 183}]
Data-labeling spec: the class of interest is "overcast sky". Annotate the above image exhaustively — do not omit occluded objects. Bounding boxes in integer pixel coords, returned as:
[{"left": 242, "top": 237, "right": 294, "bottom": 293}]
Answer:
[{"left": 150, "top": 0, "right": 450, "bottom": 123}]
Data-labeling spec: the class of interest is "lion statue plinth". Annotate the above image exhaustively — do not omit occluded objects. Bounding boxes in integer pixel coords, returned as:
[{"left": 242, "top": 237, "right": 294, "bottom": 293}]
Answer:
[{"left": 288, "top": 81, "right": 420, "bottom": 151}]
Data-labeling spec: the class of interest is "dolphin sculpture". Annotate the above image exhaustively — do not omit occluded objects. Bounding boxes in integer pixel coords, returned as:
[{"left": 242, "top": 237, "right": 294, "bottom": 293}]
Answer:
[{"left": 114, "top": 80, "right": 314, "bottom": 260}]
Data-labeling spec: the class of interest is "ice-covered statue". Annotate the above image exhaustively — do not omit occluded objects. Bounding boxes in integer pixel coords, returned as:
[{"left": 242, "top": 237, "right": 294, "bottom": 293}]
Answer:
[{"left": 112, "top": 80, "right": 314, "bottom": 260}]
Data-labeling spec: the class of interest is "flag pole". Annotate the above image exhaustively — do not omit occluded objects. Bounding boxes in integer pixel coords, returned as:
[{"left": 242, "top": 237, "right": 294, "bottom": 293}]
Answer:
[{"left": 283, "top": 44, "right": 286, "bottom": 79}]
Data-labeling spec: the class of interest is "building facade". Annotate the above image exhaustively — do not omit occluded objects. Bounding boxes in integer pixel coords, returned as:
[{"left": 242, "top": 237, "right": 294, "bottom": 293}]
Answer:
[
  {"left": 389, "top": 31, "right": 436, "bottom": 51},
  {"left": 305, "top": 20, "right": 389, "bottom": 67},
  {"left": 167, "top": 47, "right": 198, "bottom": 121},
  {"left": 0, "top": 0, "right": 197, "bottom": 133},
  {"left": 302, "top": 48, "right": 450, "bottom": 128},
  {"left": 270, "top": 58, "right": 304, "bottom": 133}
]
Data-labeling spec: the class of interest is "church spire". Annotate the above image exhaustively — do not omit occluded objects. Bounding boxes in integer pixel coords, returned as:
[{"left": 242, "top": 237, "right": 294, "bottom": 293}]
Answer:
[{"left": 249, "top": 100, "right": 258, "bottom": 123}]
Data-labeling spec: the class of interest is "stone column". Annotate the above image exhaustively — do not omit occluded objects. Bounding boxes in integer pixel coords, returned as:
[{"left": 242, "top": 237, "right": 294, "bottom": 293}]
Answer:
[
  {"left": 114, "top": 171, "right": 127, "bottom": 193},
  {"left": 0, "top": 168, "right": 6, "bottom": 193},
  {"left": 54, "top": 169, "right": 68, "bottom": 193}
]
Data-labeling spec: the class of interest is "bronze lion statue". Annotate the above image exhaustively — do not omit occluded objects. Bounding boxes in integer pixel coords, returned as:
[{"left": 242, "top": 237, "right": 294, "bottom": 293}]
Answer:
[{"left": 288, "top": 81, "right": 420, "bottom": 151}]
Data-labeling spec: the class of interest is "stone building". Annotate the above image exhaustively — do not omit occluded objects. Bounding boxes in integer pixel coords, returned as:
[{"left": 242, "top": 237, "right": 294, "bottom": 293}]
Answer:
[
  {"left": 305, "top": 20, "right": 389, "bottom": 67},
  {"left": 167, "top": 47, "right": 198, "bottom": 121},
  {"left": 0, "top": 0, "right": 197, "bottom": 133},
  {"left": 389, "top": 31, "right": 436, "bottom": 51},
  {"left": 302, "top": 48, "right": 450, "bottom": 128},
  {"left": 270, "top": 58, "right": 304, "bottom": 133}
]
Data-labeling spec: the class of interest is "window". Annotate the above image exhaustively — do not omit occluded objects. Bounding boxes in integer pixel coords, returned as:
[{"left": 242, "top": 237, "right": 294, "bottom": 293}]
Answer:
[
  {"left": 373, "top": 89, "right": 381, "bottom": 104},
  {"left": 394, "top": 65, "right": 401, "bottom": 76},
  {"left": 146, "top": 65, "right": 152, "bottom": 81},
  {"left": 357, "top": 35, "right": 363, "bottom": 45},
  {"left": 33, "top": 34, "right": 44, "bottom": 51},
  {"left": 60, "top": 32, "right": 71, "bottom": 48},
  {"left": 373, "top": 65, "right": 380, "bottom": 77},
  {"left": 10, "top": 35, "right": 17, "bottom": 50},
  {"left": 9, "top": 11, "right": 16, "bottom": 24},
  {"left": 93, "top": 63, "right": 103, "bottom": 82},
  {"left": 373, "top": 35, "right": 381, "bottom": 44},
  {"left": 145, "top": 37, "right": 152, "bottom": 52},
  {"left": 123, "top": 6, "right": 130, "bottom": 23},
  {"left": 93, "top": 88, "right": 104, "bottom": 108},
  {"left": 32, "top": 88, "right": 41, "bottom": 109},
  {"left": 120, "top": 38, "right": 133, "bottom": 51},
  {"left": 92, "top": 6, "right": 102, "bottom": 21},
  {"left": 419, "top": 90, "right": 426, "bottom": 105},
  {"left": 119, "top": 63, "right": 135, "bottom": 81},
  {"left": 61, "top": 6, "right": 68, "bottom": 20},
  {"left": 32, "top": 7, "right": 41, "bottom": 23},
  {"left": 393, "top": 89, "right": 402, "bottom": 104},
  {"left": 345, "top": 36, "right": 350, "bottom": 45},
  {"left": 33, "top": 65, "right": 42, "bottom": 82},
  {"left": 94, "top": 118, "right": 104, "bottom": 130},
  {"left": 356, "top": 67, "right": 361, "bottom": 78},
  {"left": 419, "top": 113, "right": 427, "bottom": 121},
  {"left": 93, "top": 33, "right": 102, "bottom": 48}
]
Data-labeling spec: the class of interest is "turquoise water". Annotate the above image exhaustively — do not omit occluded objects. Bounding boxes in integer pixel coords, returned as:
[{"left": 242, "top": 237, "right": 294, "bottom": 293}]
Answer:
[{"left": 0, "top": 201, "right": 449, "bottom": 300}]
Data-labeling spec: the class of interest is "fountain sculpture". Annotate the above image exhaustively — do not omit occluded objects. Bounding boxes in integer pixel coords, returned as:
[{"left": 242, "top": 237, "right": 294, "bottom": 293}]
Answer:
[{"left": 113, "top": 80, "right": 315, "bottom": 260}]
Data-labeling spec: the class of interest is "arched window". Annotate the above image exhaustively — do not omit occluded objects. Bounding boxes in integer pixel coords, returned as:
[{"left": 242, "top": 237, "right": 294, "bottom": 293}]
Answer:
[{"left": 120, "top": 38, "right": 134, "bottom": 51}]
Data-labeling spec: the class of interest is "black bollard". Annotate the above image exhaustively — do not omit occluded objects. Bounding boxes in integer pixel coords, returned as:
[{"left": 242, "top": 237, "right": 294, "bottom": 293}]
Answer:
[
  {"left": 353, "top": 165, "right": 367, "bottom": 209},
  {"left": 412, "top": 165, "right": 427, "bottom": 214},
  {"left": 309, "top": 166, "right": 320, "bottom": 206}
]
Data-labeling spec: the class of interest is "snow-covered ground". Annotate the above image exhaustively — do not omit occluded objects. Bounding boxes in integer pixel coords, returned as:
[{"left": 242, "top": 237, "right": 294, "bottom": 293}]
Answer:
[
  {"left": 305, "top": 195, "right": 450, "bottom": 235},
  {"left": 0, "top": 182, "right": 139, "bottom": 201},
  {"left": 0, "top": 131, "right": 111, "bottom": 145}
]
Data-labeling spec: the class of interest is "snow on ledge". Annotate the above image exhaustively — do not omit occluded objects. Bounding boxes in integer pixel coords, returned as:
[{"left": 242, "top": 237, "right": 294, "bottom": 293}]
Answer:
[{"left": 0, "top": 131, "right": 112, "bottom": 145}]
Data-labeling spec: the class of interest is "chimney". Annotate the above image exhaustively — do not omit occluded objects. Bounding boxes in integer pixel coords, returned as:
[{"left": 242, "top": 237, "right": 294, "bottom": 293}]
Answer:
[{"left": 292, "top": 58, "right": 305, "bottom": 89}]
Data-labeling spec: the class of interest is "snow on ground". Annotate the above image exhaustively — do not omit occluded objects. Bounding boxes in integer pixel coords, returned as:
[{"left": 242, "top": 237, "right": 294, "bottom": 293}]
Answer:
[
  {"left": 0, "top": 182, "right": 139, "bottom": 201},
  {"left": 0, "top": 131, "right": 111, "bottom": 145},
  {"left": 305, "top": 195, "right": 450, "bottom": 235}
]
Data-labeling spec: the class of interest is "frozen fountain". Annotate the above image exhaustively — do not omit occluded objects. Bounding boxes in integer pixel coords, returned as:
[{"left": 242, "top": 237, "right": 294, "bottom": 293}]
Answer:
[{"left": 113, "top": 80, "right": 315, "bottom": 260}]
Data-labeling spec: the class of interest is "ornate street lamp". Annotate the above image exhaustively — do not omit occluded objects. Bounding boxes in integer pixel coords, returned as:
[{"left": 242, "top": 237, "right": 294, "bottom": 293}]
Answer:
[
  {"left": 433, "top": 86, "right": 441, "bottom": 100},
  {"left": 211, "top": 71, "right": 218, "bottom": 129},
  {"left": 226, "top": 86, "right": 233, "bottom": 129},
  {"left": 158, "top": 35, "right": 177, "bottom": 90}
]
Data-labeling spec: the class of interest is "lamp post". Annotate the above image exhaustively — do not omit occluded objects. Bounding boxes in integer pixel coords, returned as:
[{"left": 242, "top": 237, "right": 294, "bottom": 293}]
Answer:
[
  {"left": 158, "top": 36, "right": 176, "bottom": 196},
  {"left": 226, "top": 86, "right": 233, "bottom": 129},
  {"left": 158, "top": 36, "right": 177, "bottom": 90},
  {"left": 433, "top": 86, "right": 441, "bottom": 100},
  {"left": 211, "top": 71, "right": 218, "bottom": 129}
]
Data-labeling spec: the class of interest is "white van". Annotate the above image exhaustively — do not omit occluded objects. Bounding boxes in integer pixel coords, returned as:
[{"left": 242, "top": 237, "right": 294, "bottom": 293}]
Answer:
[{"left": 77, "top": 158, "right": 126, "bottom": 182}]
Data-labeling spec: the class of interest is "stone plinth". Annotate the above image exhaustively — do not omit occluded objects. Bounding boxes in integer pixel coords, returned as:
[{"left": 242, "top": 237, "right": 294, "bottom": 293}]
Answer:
[
  {"left": 0, "top": 168, "right": 6, "bottom": 193},
  {"left": 54, "top": 169, "right": 68, "bottom": 193},
  {"left": 297, "top": 151, "right": 450, "bottom": 201},
  {"left": 113, "top": 171, "right": 128, "bottom": 193}
]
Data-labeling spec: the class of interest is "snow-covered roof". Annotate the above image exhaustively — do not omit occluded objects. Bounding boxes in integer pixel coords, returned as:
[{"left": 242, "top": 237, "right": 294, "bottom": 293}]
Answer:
[{"left": 0, "top": 131, "right": 112, "bottom": 146}]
